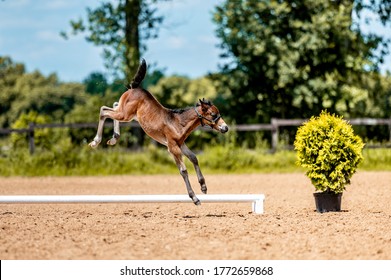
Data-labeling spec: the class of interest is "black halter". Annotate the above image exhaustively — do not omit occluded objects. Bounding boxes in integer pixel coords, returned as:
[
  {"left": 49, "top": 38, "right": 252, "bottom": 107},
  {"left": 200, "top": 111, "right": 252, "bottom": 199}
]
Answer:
[{"left": 194, "top": 106, "right": 221, "bottom": 127}]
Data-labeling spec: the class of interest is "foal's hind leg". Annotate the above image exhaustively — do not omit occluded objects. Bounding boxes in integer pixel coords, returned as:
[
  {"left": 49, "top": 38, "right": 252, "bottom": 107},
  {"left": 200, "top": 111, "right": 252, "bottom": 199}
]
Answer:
[
  {"left": 89, "top": 105, "right": 115, "bottom": 148},
  {"left": 107, "top": 102, "right": 120, "bottom": 146},
  {"left": 181, "top": 144, "right": 207, "bottom": 194}
]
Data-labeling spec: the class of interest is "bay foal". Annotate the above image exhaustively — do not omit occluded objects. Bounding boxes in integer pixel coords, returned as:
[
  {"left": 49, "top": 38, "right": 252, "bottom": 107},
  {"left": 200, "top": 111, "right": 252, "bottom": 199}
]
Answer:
[{"left": 89, "top": 59, "right": 229, "bottom": 205}]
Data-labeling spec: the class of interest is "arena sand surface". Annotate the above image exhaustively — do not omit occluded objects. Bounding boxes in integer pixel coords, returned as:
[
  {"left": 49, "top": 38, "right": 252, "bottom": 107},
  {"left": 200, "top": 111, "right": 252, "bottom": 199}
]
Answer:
[{"left": 0, "top": 172, "right": 390, "bottom": 260}]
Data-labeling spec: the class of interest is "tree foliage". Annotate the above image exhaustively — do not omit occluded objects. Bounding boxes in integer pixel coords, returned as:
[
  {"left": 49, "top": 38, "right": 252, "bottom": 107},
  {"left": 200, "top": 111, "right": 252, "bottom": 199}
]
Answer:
[
  {"left": 0, "top": 56, "right": 86, "bottom": 128},
  {"left": 62, "top": 0, "right": 168, "bottom": 81},
  {"left": 0, "top": 56, "right": 25, "bottom": 127},
  {"left": 10, "top": 111, "right": 63, "bottom": 151},
  {"left": 213, "top": 0, "right": 391, "bottom": 123},
  {"left": 147, "top": 76, "right": 218, "bottom": 108},
  {"left": 2, "top": 0, "right": 391, "bottom": 151},
  {"left": 83, "top": 72, "right": 109, "bottom": 96}
]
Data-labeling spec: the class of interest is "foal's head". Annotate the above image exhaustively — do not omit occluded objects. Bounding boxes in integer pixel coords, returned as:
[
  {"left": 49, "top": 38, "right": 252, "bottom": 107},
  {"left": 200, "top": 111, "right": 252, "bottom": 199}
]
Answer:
[{"left": 196, "top": 98, "right": 229, "bottom": 133}]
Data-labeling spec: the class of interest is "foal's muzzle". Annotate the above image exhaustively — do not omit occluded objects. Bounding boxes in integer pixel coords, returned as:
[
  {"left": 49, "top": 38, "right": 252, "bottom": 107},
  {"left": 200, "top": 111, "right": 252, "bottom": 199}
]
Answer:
[{"left": 219, "top": 124, "right": 229, "bottom": 133}]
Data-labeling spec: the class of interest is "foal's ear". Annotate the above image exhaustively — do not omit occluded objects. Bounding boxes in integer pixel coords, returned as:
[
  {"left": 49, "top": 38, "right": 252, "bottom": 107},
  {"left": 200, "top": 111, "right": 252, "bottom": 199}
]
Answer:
[{"left": 199, "top": 98, "right": 209, "bottom": 112}]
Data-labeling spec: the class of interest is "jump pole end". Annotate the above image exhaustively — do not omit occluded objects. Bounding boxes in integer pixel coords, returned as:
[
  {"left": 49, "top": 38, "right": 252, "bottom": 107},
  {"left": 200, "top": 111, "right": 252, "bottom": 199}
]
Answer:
[{"left": 252, "top": 195, "right": 265, "bottom": 214}]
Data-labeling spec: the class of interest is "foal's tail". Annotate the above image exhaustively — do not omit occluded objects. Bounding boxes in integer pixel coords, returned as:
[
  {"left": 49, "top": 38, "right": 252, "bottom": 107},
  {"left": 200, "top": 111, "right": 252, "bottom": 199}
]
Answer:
[{"left": 130, "top": 58, "right": 147, "bottom": 88}]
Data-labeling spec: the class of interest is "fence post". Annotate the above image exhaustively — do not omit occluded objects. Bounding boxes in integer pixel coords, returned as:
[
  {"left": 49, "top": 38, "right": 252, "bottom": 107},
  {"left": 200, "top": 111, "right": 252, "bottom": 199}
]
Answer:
[
  {"left": 28, "top": 122, "right": 35, "bottom": 155},
  {"left": 271, "top": 118, "right": 278, "bottom": 152}
]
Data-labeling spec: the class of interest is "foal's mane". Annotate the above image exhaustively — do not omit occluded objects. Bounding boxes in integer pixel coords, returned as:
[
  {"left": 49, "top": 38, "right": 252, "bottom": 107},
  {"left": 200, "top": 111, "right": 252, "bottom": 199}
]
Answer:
[
  {"left": 169, "top": 99, "right": 213, "bottom": 115},
  {"left": 169, "top": 107, "right": 192, "bottom": 114}
]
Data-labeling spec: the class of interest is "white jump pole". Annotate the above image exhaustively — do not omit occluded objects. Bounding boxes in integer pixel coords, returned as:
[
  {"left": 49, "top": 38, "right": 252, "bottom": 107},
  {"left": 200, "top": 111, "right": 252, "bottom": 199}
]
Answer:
[{"left": 0, "top": 194, "right": 265, "bottom": 214}]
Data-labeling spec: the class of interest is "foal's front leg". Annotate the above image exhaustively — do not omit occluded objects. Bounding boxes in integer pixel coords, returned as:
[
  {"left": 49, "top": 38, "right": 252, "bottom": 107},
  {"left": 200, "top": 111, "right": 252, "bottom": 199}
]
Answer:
[
  {"left": 181, "top": 144, "right": 207, "bottom": 194},
  {"left": 168, "top": 143, "right": 200, "bottom": 205}
]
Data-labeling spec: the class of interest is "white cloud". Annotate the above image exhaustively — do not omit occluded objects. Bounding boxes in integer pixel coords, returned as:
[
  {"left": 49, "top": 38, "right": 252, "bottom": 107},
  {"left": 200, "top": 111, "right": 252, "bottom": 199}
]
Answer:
[{"left": 166, "top": 36, "right": 186, "bottom": 49}]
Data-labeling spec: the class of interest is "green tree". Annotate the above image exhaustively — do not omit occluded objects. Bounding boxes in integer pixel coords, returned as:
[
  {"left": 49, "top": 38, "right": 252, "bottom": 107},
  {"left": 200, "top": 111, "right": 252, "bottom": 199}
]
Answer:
[
  {"left": 213, "top": 0, "right": 391, "bottom": 123},
  {"left": 11, "top": 111, "right": 51, "bottom": 150},
  {"left": 0, "top": 56, "right": 25, "bottom": 127},
  {"left": 0, "top": 56, "right": 86, "bottom": 127},
  {"left": 62, "top": 0, "right": 168, "bottom": 81},
  {"left": 83, "top": 72, "right": 109, "bottom": 96},
  {"left": 148, "top": 76, "right": 218, "bottom": 108}
]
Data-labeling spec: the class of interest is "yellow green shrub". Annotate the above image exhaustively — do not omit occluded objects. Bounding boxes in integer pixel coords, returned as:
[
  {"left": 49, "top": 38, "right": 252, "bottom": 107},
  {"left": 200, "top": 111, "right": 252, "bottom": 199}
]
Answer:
[{"left": 294, "top": 111, "right": 364, "bottom": 193}]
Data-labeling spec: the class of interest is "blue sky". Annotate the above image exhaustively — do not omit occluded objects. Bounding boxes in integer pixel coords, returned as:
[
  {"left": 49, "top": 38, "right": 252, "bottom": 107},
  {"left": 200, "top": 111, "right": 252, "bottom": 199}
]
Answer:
[
  {"left": 0, "top": 0, "right": 223, "bottom": 82},
  {"left": 0, "top": 0, "right": 390, "bottom": 82}
]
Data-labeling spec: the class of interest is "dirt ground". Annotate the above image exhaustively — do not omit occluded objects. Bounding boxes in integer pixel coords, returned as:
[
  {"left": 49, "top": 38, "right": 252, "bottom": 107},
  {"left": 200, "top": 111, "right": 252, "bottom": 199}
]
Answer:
[{"left": 0, "top": 172, "right": 390, "bottom": 260}]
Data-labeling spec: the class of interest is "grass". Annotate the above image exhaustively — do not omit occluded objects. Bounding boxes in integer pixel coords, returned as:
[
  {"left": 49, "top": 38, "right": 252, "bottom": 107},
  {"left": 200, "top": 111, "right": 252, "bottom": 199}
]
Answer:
[
  {"left": 1, "top": 142, "right": 390, "bottom": 177},
  {"left": 359, "top": 148, "right": 391, "bottom": 171}
]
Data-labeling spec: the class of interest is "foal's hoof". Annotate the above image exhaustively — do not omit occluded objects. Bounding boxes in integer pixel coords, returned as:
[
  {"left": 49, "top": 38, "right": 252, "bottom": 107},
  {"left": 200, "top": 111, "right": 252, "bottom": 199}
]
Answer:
[
  {"left": 88, "top": 141, "right": 99, "bottom": 149},
  {"left": 193, "top": 197, "right": 201, "bottom": 206},
  {"left": 107, "top": 138, "right": 117, "bottom": 146}
]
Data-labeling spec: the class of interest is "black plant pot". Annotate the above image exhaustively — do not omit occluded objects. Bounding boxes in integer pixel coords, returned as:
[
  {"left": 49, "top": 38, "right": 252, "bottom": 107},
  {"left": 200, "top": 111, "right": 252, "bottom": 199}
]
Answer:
[{"left": 313, "top": 192, "right": 342, "bottom": 213}]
